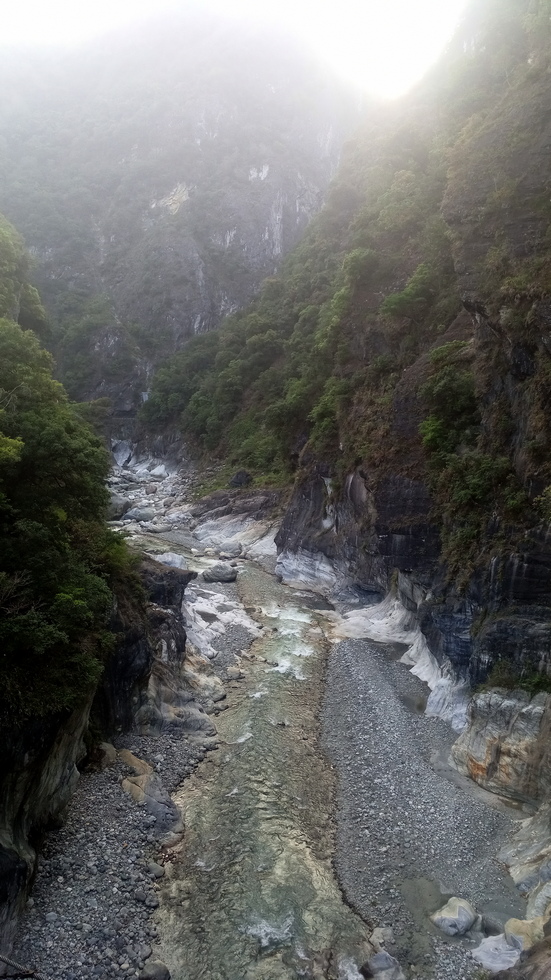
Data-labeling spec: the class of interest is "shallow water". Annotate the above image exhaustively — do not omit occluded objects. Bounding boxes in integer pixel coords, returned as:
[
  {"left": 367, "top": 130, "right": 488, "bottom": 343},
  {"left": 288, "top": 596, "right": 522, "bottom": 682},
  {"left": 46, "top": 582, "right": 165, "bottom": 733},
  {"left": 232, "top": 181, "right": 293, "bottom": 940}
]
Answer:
[{"left": 156, "top": 563, "right": 374, "bottom": 980}]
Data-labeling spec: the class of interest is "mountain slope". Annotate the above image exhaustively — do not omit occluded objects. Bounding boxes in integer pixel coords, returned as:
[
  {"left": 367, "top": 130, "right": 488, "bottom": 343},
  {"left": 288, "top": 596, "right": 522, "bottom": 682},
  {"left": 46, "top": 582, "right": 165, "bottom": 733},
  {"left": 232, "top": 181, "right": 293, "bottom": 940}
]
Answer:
[{"left": 0, "top": 14, "right": 358, "bottom": 413}]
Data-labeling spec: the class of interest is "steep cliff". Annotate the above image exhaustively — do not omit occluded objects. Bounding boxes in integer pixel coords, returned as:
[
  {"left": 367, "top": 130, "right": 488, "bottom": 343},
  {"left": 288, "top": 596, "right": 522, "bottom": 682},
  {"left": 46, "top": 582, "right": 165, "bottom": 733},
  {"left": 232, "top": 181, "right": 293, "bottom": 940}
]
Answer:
[
  {"left": 0, "top": 12, "right": 358, "bottom": 421},
  {"left": 148, "top": 0, "right": 551, "bottom": 706}
]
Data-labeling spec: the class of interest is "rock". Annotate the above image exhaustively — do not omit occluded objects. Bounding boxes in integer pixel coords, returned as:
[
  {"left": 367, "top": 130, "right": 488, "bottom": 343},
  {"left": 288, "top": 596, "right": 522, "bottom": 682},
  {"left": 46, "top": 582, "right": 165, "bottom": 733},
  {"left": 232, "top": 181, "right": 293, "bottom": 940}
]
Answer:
[
  {"left": 219, "top": 542, "right": 242, "bottom": 559},
  {"left": 365, "top": 951, "right": 405, "bottom": 980},
  {"left": 150, "top": 465, "right": 168, "bottom": 479},
  {"left": 96, "top": 742, "right": 117, "bottom": 769},
  {"left": 505, "top": 917, "right": 548, "bottom": 951},
  {"left": 139, "top": 961, "right": 171, "bottom": 980},
  {"left": 107, "top": 492, "right": 132, "bottom": 520},
  {"left": 229, "top": 470, "right": 252, "bottom": 487},
  {"left": 151, "top": 552, "right": 188, "bottom": 570},
  {"left": 121, "top": 771, "right": 183, "bottom": 835},
  {"left": 202, "top": 563, "right": 238, "bottom": 583},
  {"left": 370, "top": 926, "right": 395, "bottom": 950},
  {"left": 147, "top": 862, "right": 165, "bottom": 879},
  {"left": 123, "top": 507, "right": 156, "bottom": 523},
  {"left": 451, "top": 690, "right": 551, "bottom": 804},
  {"left": 472, "top": 934, "right": 521, "bottom": 973},
  {"left": 431, "top": 896, "right": 477, "bottom": 936},
  {"left": 226, "top": 667, "right": 243, "bottom": 680},
  {"left": 118, "top": 750, "right": 153, "bottom": 775}
]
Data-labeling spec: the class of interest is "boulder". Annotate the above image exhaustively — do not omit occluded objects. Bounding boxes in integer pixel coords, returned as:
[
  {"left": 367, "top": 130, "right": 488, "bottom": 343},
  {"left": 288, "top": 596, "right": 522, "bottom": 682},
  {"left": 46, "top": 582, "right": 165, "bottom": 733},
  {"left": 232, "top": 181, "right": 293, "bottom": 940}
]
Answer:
[
  {"left": 107, "top": 492, "right": 132, "bottom": 520},
  {"left": 139, "top": 960, "right": 171, "bottom": 980},
  {"left": 123, "top": 506, "right": 156, "bottom": 523},
  {"left": 505, "top": 917, "right": 549, "bottom": 951},
  {"left": 219, "top": 542, "right": 243, "bottom": 559},
  {"left": 152, "top": 552, "right": 188, "bottom": 570},
  {"left": 431, "top": 897, "right": 477, "bottom": 936},
  {"left": 121, "top": 771, "right": 182, "bottom": 835},
  {"left": 96, "top": 742, "right": 117, "bottom": 769},
  {"left": 472, "top": 934, "right": 521, "bottom": 973},
  {"left": 203, "top": 563, "right": 238, "bottom": 583},
  {"left": 365, "top": 951, "right": 405, "bottom": 980},
  {"left": 229, "top": 469, "right": 252, "bottom": 487}
]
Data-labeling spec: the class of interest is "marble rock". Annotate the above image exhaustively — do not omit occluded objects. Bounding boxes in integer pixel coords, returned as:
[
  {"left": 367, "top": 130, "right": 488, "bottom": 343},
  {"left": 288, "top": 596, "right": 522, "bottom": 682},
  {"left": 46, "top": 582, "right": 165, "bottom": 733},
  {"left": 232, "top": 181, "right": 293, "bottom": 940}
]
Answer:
[
  {"left": 431, "top": 897, "right": 477, "bottom": 936},
  {"left": 471, "top": 934, "right": 521, "bottom": 973},
  {"left": 203, "top": 563, "right": 238, "bottom": 583}
]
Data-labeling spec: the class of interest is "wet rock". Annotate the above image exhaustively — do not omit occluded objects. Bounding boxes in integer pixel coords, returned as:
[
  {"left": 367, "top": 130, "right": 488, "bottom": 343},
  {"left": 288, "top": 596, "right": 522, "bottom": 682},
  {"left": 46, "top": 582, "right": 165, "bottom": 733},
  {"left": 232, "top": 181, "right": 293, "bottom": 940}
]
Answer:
[
  {"left": 431, "top": 896, "right": 477, "bottom": 936},
  {"left": 202, "top": 563, "right": 238, "bottom": 583},
  {"left": 147, "top": 862, "right": 165, "bottom": 879}
]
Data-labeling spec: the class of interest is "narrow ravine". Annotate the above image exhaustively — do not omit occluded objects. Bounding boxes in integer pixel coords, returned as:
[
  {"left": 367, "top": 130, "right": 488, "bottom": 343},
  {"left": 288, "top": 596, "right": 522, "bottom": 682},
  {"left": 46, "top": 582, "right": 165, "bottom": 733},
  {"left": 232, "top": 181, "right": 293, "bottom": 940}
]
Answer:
[
  {"left": 154, "top": 564, "right": 376, "bottom": 980},
  {"left": 8, "top": 464, "right": 528, "bottom": 980}
]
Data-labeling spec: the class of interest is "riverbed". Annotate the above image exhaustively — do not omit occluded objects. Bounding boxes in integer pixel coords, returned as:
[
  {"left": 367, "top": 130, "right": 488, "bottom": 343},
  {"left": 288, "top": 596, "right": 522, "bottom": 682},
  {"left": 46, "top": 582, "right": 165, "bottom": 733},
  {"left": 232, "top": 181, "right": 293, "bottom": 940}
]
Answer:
[{"left": 10, "top": 467, "right": 526, "bottom": 980}]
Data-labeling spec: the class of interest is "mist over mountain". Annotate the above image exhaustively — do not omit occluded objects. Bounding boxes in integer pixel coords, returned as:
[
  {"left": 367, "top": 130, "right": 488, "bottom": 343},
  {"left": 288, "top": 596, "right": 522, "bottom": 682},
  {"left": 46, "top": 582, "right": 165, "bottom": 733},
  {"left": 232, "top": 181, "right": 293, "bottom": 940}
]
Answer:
[{"left": 0, "top": 12, "right": 359, "bottom": 411}]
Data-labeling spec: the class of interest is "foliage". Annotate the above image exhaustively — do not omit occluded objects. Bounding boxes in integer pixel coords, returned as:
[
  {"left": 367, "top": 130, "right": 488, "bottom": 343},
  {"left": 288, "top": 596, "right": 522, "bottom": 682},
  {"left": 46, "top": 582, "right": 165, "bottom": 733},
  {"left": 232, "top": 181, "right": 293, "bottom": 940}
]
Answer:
[
  {"left": 479, "top": 659, "right": 551, "bottom": 695},
  {"left": 0, "top": 216, "right": 138, "bottom": 729}
]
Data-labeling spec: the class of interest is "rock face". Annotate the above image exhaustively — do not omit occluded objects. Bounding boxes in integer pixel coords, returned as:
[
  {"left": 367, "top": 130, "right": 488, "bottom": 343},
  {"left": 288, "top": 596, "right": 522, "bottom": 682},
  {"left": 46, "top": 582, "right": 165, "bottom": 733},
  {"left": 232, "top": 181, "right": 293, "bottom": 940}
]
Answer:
[
  {"left": 451, "top": 691, "right": 551, "bottom": 803},
  {"left": 0, "top": 554, "right": 199, "bottom": 952}
]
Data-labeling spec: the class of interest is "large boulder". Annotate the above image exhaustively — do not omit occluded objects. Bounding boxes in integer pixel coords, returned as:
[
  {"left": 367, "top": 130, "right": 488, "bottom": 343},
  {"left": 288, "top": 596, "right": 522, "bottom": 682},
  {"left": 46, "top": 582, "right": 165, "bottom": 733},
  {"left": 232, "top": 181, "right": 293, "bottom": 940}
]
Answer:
[
  {"left": 123, "top": 506, "right": 156, "bottom": 522},
  {"left": 505, "top": 917, "right": 549, "bottom": 952},
  {"left": 472, "top": 934, "right": 521, "bottom": 973},
  {"left": 431, "top": 897, "right": 477, "bottom": 936},
  {"left": 203, "top": 563, "right": 238, "bottom": 583},
  {"left": 107, "top": 492, "right": 132, "bottom": 520}
]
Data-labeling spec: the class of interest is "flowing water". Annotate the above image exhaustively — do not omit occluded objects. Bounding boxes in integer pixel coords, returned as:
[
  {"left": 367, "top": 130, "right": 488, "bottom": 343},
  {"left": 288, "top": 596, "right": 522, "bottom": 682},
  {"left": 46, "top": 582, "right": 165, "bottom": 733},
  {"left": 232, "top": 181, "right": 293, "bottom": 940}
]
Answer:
[{"left": 155, "top": 562, "right": 374, "bottom": 980}]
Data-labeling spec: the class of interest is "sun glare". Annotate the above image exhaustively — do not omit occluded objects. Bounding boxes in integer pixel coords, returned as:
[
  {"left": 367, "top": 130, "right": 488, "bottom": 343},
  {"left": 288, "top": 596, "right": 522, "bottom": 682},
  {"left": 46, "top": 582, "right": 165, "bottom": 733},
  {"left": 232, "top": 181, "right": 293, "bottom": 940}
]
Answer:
[{"left": 0, "top": 0, "right": 469, "bottom": 98}]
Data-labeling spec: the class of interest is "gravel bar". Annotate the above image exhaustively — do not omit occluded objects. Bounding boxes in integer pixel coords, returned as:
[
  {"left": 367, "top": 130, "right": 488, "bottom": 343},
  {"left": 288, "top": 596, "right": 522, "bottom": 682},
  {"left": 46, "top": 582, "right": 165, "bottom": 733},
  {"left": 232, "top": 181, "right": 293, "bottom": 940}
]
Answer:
[{"left": 322, "top": 636, "right": 525, "bottom": 979}]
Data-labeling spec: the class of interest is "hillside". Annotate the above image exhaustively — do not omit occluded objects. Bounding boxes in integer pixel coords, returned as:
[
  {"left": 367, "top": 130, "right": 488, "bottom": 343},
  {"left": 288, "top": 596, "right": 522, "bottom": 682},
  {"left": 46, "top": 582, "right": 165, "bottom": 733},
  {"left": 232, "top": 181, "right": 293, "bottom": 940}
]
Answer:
[
  {"left": 142, "top": 1, "right": 551, "bottom": 586},
  {"left": 0, "top": 13, "right": 357, "bottom": 416}
]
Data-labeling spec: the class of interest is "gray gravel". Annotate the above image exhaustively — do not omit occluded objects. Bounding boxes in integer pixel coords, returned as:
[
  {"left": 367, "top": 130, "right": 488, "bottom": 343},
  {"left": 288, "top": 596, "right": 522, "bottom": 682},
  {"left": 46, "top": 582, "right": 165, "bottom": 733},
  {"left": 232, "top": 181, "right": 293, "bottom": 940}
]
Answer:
[
  {"left": 322, "top": 637, "right": 525, "bottom": 978},
  {"left": 10, "top": 732, "right": 208, "bottom": 980},
  {"left": 10, "top": 578, "right": 250, "bottom": 980}
]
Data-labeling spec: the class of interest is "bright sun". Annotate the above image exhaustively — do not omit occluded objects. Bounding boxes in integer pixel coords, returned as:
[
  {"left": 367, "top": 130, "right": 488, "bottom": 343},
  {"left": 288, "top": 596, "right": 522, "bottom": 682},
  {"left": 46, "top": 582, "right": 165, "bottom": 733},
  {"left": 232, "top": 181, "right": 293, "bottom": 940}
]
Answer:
[{"left": 0, "top": 0, "right": 469, "bottom": 99}]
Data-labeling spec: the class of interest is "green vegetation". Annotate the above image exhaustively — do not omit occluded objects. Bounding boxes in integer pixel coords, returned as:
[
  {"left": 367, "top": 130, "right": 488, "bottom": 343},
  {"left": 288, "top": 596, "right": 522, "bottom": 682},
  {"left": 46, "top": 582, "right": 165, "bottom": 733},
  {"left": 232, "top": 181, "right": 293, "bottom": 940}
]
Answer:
[
  {"left": 479, "top": 660, "right": 551, "bottom": 696},
  {"left": 0, "top": 215, "right": 138, "bottom": 729}
]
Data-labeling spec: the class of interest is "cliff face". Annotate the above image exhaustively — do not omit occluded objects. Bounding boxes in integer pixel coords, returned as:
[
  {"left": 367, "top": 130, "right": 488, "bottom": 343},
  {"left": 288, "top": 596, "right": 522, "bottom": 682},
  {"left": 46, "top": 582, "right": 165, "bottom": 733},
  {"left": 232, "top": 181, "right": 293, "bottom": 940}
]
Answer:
[
  {"left": 0, "top": 556, "right": 200, "bottom": 953},
  {"left": 0, "top": 14, "right": 358, "bottom": 419}
]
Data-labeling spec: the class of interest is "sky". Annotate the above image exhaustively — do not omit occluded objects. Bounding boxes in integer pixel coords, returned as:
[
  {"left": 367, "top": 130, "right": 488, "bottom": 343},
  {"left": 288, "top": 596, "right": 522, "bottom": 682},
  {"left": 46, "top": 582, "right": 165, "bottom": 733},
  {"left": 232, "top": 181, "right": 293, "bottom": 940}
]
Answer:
[{"left": 0, "top": 0, "right": 470, "bottom": 99}]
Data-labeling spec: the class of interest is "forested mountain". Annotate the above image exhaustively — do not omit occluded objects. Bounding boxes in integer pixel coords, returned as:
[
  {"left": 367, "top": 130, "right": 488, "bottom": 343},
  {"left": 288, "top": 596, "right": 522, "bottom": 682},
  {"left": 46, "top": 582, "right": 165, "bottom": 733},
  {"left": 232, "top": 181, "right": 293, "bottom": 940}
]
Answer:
[
  {"left": 0, "top": 13, "right": 357, "bottom": 414},
  {"left": 144, "top": 0, "right": 551, "bottom": 603}
]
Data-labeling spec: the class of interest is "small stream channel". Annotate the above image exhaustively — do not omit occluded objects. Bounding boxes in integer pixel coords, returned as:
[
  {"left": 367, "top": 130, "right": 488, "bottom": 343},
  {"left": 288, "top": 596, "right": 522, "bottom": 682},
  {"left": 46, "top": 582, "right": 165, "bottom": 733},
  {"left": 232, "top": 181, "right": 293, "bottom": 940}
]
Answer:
[{"left": 154, "top": 563, "right": 374, "bottom": 980}]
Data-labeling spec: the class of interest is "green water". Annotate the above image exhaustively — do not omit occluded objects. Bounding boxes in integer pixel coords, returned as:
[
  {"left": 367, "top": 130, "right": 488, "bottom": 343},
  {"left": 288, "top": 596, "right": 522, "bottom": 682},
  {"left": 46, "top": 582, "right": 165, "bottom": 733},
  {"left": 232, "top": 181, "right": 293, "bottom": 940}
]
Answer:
[{"left": 156, "top": 563, "right": 373, "bottom": 980}]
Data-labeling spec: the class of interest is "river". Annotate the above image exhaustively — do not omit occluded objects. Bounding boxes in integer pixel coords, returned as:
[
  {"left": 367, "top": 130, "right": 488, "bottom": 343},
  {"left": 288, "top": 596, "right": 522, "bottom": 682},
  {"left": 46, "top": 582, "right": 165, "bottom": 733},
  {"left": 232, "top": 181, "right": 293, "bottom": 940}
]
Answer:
[{"left": 154, "top": 562, "right": 375, "bottom": 980}]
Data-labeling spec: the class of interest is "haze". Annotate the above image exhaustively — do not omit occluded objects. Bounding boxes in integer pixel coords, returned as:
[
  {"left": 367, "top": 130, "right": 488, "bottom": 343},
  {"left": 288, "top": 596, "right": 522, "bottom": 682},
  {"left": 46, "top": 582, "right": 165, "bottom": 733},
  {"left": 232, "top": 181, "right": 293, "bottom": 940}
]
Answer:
[{"left": 1, "top": 0, "right": 469, "bottom": 98}]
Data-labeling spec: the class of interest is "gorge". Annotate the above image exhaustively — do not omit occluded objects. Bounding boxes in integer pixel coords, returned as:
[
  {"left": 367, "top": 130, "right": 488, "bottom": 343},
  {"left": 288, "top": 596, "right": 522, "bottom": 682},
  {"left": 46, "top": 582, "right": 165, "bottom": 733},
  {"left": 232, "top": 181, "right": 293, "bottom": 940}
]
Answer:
[{"left": 3, "top": 1, "right": 551, "bottom": 978}]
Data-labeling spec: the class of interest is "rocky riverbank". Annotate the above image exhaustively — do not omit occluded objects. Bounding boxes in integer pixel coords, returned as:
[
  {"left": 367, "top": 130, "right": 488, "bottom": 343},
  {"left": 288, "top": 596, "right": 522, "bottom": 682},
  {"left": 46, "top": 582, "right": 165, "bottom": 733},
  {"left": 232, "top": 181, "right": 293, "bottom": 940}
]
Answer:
[
  {"left": 6, "top": 458, "right": 544, "bottom": 980},
  {"left": 323, "top": 635, "right": 525, "bottom": 978}
]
